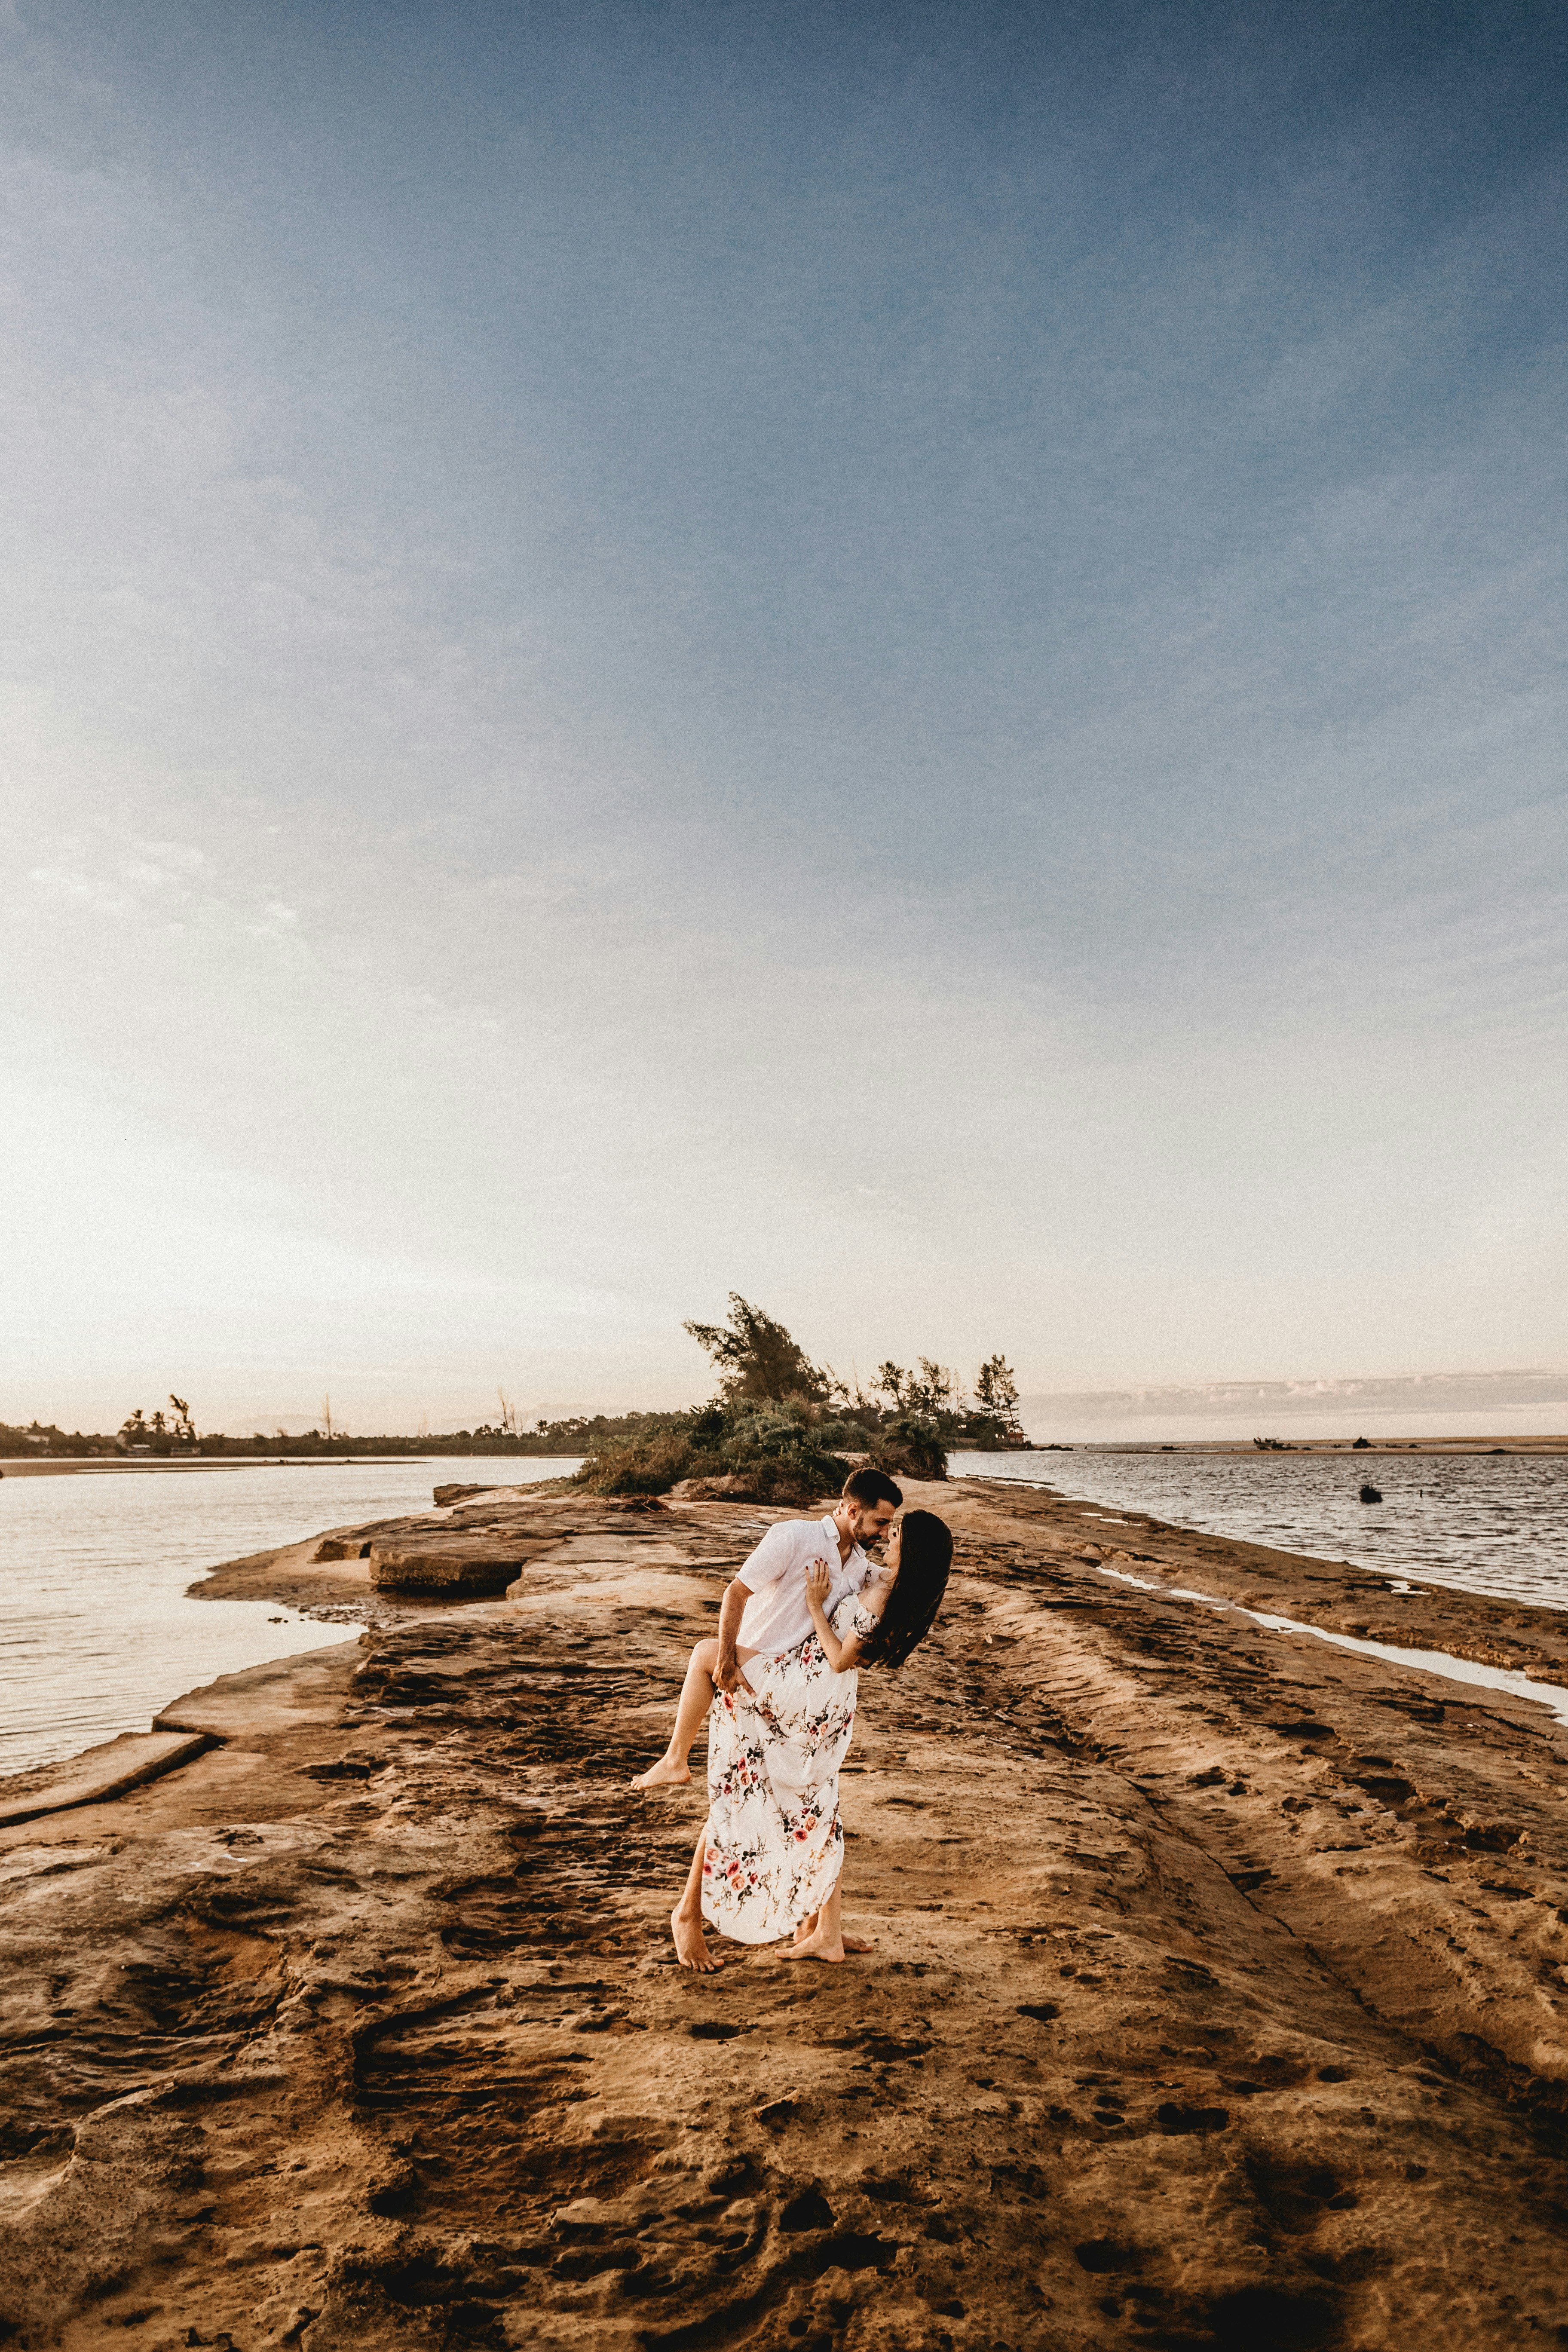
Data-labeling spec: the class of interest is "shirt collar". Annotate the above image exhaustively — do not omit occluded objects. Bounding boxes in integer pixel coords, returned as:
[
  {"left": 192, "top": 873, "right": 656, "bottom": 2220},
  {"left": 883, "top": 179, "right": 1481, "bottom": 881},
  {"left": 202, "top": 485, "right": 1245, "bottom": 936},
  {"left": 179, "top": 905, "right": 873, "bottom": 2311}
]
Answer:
[{"left": 821, "top": 1511, "right": 862, "bottom": 1564}]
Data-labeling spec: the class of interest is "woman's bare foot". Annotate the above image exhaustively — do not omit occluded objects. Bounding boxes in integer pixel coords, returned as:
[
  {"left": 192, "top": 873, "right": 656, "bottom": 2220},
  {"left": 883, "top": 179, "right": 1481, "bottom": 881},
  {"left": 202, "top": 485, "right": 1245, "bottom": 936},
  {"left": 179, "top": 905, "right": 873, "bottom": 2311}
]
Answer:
[
  {"left": 793, "top": 1914, "right": 873, "bottom": 1953},
  {"left": 782, "top": 1925, "right": 846, "bottom": 1963},
  {"left": 631, "top": 1755, "right": 692, "bottom": 1790},
  {"left": 671, "top": 1907, "right": 722, "bottom": 1972}
]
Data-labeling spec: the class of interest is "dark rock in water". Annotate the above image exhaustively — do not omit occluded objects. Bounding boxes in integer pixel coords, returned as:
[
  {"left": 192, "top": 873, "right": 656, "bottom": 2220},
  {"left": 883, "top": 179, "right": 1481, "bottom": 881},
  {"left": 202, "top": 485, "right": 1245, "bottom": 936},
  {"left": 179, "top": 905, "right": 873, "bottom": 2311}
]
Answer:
[
  {"left": 1352, "top": 1436, "right": 1371, "bottom": 1449},
  {"left": 1359, "top": 1483, "right": 1383, "bottom": 1504}
]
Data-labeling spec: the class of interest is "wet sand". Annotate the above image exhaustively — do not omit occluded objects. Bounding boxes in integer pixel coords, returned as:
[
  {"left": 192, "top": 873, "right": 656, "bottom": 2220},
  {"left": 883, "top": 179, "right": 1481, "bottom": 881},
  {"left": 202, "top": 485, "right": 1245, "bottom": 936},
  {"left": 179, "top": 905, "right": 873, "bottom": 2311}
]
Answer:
[{"left": 4, "top": 1477, "right": 1568, "bottom": 2349}]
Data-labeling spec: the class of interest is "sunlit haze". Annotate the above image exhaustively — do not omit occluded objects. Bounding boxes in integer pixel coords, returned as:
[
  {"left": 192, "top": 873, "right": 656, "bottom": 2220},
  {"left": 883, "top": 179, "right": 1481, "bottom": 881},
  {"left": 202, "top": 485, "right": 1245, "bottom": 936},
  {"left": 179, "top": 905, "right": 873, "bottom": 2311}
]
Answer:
[{"left": 4, "top": 2, "right": 1565, "bottom": 1435}]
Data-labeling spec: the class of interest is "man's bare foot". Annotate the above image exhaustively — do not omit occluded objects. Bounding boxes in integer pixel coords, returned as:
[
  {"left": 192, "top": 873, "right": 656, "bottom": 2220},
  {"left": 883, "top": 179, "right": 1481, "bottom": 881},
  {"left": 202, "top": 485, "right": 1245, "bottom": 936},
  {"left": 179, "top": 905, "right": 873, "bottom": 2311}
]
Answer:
[
  {"left": 631, "top": 1755, "right": 692, "bottom": 1791},
  {"left": 671, "top": 1907, "right": 722, "bottom": 1972},
  {"left": 782, "top": 1926, "right": 846, "bottom": 1963}
]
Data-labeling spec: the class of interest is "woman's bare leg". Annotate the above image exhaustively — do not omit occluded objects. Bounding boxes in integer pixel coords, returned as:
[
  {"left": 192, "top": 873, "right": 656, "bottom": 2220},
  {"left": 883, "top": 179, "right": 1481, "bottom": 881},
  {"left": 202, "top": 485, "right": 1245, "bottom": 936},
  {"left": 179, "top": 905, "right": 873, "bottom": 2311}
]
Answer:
[
  {"left": 783, "top": 1872, "right": 846, "bottom": 1963},
  {"left": 671, "top": 1818, "right": 722, "bottom": 1972},
  {"left": 631, "top": 1637, "right": 720, "bottom": 1788}
]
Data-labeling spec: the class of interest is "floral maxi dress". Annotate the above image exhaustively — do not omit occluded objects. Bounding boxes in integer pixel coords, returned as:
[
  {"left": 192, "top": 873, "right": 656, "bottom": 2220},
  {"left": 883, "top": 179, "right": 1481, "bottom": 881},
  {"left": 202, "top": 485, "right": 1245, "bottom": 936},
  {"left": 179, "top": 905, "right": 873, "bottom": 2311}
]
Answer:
[{"left": 700, "top": 1590, "right": 876, "bottom": 1944}]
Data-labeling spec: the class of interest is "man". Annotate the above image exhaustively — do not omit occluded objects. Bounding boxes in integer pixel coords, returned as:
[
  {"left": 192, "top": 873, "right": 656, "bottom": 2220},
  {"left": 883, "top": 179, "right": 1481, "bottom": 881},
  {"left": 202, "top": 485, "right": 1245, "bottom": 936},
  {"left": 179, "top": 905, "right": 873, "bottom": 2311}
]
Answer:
[
  {"left": 628, "top": 1467, "right": 903, "bottom": 1972},
  {"left": 629, "top": 1466, "right": 902, "bottom": 1791}
]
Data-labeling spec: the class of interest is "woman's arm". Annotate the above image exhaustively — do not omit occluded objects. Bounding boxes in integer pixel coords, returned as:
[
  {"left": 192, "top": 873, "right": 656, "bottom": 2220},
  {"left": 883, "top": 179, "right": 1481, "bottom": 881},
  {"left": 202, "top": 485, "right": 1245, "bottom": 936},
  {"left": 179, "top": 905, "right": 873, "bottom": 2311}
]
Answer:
[{"left": 805, "top": 1562, "right": 864, "bottom": 1672}]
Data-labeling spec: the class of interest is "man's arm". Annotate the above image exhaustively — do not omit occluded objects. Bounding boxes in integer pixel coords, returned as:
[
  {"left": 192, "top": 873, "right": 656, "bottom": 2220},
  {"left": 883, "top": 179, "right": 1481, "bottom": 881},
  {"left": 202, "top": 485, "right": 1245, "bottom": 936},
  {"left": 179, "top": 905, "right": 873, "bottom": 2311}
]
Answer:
[
  {"left": 714, "top": 1520, "right": 795, "bottom": 1693},
  {"left": 714, "top": 1577, "right": 752, "bottom": 1694}
]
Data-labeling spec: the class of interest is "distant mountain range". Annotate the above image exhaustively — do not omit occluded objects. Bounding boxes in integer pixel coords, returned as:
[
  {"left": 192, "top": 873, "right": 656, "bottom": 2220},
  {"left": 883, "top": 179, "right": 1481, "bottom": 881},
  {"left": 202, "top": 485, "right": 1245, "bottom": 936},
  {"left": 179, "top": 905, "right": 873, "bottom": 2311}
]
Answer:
[{"left": 1019, "top": 1370, "right": 1568, "bottom": 1422}]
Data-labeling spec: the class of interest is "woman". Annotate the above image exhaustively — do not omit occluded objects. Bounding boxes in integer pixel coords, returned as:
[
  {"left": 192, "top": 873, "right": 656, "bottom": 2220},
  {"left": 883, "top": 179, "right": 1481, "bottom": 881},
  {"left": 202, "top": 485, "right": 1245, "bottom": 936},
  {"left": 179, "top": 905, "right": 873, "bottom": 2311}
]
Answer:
[{"left": 673, "top": 1508, "right": 953, "bottom": 1968}]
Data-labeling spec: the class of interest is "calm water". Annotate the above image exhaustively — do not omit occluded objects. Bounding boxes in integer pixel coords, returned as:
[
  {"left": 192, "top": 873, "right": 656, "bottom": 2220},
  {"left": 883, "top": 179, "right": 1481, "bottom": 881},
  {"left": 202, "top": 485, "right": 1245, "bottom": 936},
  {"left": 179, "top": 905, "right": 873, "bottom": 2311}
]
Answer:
[
  {"left": 951, "top": 1449, "right": 1568, "bottom": 1611},
  {"left": 0, "top": 1457, "right": 579, "bottom": 1779}
]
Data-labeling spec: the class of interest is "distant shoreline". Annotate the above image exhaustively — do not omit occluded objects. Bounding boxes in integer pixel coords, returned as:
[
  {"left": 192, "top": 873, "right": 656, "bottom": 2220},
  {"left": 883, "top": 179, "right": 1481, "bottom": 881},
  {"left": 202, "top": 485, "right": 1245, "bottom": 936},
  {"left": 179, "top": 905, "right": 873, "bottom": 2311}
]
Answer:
[
  {"left": 4, "top": 1431, "right": 1566, "bottom": 1478},
  {"left": 0, "top": 1451, "right": 588, "bottom": 1477},
  {"left": 1019, "top": 1432, "right": 1568, "bottom": 1455}
]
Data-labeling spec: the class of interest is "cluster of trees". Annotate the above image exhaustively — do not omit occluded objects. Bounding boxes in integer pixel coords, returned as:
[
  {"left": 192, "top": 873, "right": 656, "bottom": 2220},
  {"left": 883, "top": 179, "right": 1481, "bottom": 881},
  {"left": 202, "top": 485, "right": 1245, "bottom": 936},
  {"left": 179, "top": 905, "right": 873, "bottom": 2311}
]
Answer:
[
  {"left": 102, "top": 1388, "right": 644, "bottom": 1457},
  {"left": 0, "top": 1420, "right": 120, "bottom": 1458},
  {"left": 119, "top": 1396, "right": 199, "bottom": 1450},
  {"left": 681, "top": 1298, "right": 1023, "bottom": 1439},
  {"left": 578, "top": 1295, "right": 1030, "bottom": 1501},
  {"left": 105, "top": 1403, "right": 668, "bottom": 1459}
]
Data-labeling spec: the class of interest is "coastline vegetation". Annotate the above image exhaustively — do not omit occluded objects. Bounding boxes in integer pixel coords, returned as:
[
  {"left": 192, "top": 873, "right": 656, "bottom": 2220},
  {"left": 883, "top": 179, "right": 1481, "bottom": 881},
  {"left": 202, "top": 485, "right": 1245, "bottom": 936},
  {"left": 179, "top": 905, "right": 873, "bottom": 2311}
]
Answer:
[
  {"left": 574, "top": 1295, "right": 1026, "bottom": 1502},
  {"left": 0, "top": 1408, "right": 667, "bottom": 1462}
]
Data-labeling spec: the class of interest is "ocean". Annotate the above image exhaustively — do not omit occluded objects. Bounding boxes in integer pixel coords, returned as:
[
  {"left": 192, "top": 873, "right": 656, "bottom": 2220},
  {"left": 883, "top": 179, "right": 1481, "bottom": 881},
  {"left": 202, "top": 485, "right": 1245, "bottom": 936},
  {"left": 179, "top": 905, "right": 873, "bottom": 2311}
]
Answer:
[{"left": 950, "top": 1447, "right": 1568, "bottom": 1611}]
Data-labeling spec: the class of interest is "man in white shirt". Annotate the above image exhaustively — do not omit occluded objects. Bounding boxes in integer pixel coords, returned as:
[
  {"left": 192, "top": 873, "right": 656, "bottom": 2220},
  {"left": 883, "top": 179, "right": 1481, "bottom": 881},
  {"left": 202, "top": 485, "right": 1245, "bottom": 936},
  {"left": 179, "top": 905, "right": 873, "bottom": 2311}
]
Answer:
[
  {"left": 628, "top": 1467, "right": 902, "bottom": 1794},
  {"left": 631, "top": 1465, "right": 903, "bottom": 1972}
]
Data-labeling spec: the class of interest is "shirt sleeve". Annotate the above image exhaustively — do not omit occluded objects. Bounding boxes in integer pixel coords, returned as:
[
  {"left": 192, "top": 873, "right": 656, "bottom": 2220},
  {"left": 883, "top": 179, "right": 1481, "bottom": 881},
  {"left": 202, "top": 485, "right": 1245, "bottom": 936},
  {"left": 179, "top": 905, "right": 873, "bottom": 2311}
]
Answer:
[{"left": 735, "top": 1520, "right": 799, "bottom": 1591}]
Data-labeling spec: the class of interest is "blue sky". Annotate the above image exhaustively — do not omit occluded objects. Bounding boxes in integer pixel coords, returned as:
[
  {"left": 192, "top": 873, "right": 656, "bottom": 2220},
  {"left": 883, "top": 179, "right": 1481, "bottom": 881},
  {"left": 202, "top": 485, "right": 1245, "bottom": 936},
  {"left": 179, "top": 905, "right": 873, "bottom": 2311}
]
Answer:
[{"left": 3, "top": 1, "right": 1565, "bottom": 1428}]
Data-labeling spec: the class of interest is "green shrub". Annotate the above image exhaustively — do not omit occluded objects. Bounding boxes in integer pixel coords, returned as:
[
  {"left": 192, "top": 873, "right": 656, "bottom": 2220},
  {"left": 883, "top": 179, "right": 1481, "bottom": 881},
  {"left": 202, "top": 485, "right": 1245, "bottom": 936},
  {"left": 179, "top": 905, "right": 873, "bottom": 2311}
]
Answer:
[
  {"left": 579, "top": 1421, "right": 703, "bottom": 1494},
  {"left": 576, "top": 1398, "right": 851, "bottom": 1503},
  {"left": 865, "top": 1415, "right": 949, "bottom": 1483}
]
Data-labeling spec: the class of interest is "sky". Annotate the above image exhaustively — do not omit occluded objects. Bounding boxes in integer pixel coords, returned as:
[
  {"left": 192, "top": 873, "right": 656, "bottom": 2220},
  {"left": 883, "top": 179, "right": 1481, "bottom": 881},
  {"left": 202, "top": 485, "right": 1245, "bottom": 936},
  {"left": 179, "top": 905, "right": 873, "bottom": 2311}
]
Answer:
[{"left": 2, "top": 0, "right": 1565, "bottom": 1434}]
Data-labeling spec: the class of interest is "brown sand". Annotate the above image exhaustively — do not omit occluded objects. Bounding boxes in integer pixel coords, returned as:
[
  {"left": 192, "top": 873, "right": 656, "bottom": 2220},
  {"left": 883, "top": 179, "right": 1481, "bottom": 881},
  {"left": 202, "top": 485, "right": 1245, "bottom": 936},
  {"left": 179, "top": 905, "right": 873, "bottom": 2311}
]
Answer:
[{"left": 3, "top": 1478, "right": 1568, "bottom": 2349}]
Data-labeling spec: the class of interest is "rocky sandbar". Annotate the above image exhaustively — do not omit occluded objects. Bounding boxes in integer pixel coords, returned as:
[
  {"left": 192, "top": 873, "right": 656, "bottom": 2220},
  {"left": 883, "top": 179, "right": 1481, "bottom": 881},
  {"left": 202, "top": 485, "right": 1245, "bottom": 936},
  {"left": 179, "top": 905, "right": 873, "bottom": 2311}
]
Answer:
[{"left": 4, "top": 1477, "right": 1568, "bottom": 2348}]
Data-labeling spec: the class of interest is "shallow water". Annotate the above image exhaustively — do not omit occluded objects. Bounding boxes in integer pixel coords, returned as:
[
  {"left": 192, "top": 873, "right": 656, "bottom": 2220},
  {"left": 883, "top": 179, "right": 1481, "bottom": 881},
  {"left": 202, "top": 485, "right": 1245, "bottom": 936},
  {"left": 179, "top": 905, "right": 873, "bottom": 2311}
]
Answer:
[
  {"left": 0, "top": 1457, "right": 580, "bottom": 1778},
  {"left": 950, "top": 1447, "right": 1568, "bottom": 1612},
  {"left": 1090, "top": 1558, "right": 1568, "bottom": 1729}
]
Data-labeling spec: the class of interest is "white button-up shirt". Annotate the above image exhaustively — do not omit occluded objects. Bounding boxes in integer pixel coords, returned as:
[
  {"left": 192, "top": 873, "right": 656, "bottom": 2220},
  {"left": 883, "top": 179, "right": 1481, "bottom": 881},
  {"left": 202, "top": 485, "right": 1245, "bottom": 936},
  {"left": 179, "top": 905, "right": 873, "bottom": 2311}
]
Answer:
[{"left": 735, "top": 1512, "right": 872, "bottom": 1658}]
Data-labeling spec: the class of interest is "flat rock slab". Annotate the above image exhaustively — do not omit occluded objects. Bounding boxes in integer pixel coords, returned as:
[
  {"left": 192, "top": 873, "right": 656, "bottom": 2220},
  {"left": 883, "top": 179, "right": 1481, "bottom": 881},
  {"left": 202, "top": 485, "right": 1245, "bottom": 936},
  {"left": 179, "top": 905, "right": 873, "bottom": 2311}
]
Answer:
[
  {"left": 315, "top": 1512, "right": 450, "bottom": 1560},
  {"left": 0, "top": 1729, "right": 212, "bottom": 1826},
  {"left": 153, "top": 1640, "right": 367, "bottom": 1737},
  {"left": 367, "top": 1536, "right": 558, "bottom": 1595}
]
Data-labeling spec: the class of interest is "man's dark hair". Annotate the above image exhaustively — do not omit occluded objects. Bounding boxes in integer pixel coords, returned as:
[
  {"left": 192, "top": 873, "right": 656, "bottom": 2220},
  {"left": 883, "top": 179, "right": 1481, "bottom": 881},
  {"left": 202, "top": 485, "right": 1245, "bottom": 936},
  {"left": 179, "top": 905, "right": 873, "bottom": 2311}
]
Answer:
[{"left": 843, "top": 1466, "right": 903, "bottom": 1509}]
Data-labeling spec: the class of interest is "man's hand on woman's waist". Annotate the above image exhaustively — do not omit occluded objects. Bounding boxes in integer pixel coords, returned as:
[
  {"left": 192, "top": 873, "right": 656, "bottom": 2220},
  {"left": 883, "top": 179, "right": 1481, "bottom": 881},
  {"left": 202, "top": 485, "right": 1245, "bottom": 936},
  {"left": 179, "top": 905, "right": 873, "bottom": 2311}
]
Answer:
[{"left": 714, "top": 1577, "right": 751, "bottom": 1694}]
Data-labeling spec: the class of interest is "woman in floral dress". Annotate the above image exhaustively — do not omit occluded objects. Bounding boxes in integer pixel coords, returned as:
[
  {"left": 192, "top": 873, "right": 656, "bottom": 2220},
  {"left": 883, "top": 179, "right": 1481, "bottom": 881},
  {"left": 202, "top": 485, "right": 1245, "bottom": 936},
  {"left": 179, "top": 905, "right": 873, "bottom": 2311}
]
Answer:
[{"left": 698, "top": 1508, "right": 952, "bottom": 1963}]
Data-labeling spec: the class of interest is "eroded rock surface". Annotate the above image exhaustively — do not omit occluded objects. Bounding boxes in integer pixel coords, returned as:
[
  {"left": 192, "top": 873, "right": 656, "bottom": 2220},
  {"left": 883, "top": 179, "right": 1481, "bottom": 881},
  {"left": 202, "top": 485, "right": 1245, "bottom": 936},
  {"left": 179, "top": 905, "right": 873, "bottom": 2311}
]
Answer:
[{"left": 3, "top": 1481, "right": 1568, "bottom": 2349}]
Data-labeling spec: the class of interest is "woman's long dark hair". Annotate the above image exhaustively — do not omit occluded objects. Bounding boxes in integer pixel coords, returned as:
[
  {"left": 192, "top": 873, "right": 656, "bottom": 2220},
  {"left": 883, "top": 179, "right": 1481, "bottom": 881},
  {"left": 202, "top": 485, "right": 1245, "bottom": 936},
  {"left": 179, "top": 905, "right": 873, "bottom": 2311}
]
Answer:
[{"left": 862, "top": 1509, "right": 952, "bottom": 1669}]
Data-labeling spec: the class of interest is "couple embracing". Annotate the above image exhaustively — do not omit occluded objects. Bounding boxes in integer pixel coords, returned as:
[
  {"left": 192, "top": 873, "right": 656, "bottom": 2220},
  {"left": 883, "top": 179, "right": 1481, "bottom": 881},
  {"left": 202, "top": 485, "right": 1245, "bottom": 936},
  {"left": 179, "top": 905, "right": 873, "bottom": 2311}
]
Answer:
[{"left": 631, "top": 1468, "right": 953, "bottom": 1971}]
